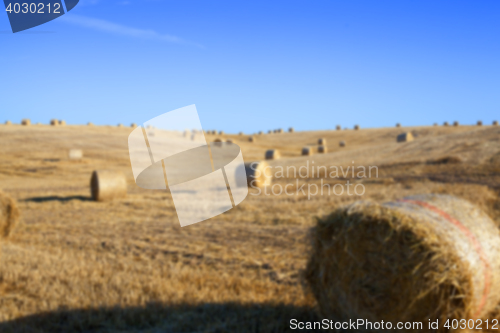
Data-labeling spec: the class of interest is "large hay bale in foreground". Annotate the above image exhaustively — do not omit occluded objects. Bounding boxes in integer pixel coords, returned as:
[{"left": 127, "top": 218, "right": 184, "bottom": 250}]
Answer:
[
  {"left": 397, "top": 132, "right": 414, "bottom": 142},
  {"left": 305, "top": 194, "right": 500, "bottom": 330},
  {"left": 245, "top": 161, "right": 272, "bottom": 188},
  {"left": 0, "top": 191, "right": 20, "bottom": 239},
  {"left": 21, "top": 119, "right": 31, "bottom": 126},
  {"left": 265, "top": 149, "right": 280, "bottom": 160},
  {"left": 90, "top": 170, "right": 127, "bottom": 202}
]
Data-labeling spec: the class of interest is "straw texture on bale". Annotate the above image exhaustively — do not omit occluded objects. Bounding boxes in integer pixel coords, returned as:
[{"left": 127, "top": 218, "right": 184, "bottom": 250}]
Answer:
[
  {"left": 339, "top": 140, "right": 346, "bottom": 147},
  {"left": 317, "top": 138, "right": 326, "bottom": 145},
  {"left": 59, "top": 120, "right": 66, "bottom": 125},
  {"left": 245, "top": 161, "right": 272, "bottom": 188},
  {"left": 0, "top": 191, "right": 20, "bottom": 239},
  {"left": 354, "top": 124, "right": 360, "bottom": 130},
  {"left": 336, "top": 125, "right": 341, "bottom": 130},
  {"left": 397, "top": 132, "right": 414, "bottom": 142},
  {"left": 5, "top": 120, "right": 12, "bottom": 125},
  {"left": 68, "top": 149, "right": 83, "bottom": 160},
  {"left": 21, "top": 119, "right": 31, "bottom": 126},
  {"left": 90, "top": 170, "right": 127, "bottom": 202},
  {"left": 265, "top": 149, "right": 280, "bottom": 160},
  {"left": 301, "top": 147, "right": 312, "bottom": 156},
  {"left": 305, "top": 194, "right": 500, "bottom": 331},
  {"left": 318, "top": 145, "right": 327, "bottom": 153},
  {"left": 50, "top": 119, "right": 58, "bottom": 126},
  {"left": 477, "top": 120, "right": 483, "bottom": 126}
]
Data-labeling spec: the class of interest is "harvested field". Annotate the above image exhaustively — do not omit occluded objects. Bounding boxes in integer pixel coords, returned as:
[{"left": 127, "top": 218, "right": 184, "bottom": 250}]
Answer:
[{"left": 1, "top": 124, "right": 500, "bottom": 332}]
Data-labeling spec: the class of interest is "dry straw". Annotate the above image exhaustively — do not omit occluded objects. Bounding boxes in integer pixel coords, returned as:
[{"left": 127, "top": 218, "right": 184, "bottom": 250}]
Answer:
[
  {"left": 397, "top": 132, "right": 414, "bottom": 142},
  {"left": 265, "top": 149, "right": 280, "bottom": 160},
  {"left": 354, "top": 124, "right": 360, "bottom": 130},
  {"left": 339, "top": 140, "right": 346, "bottom": 147},
  {"left": 59, "top": 120, "right": 66, "bottom": 125},
  {"left": 318, "top": 138, "right": 326, "bottom": 145},
  {"left": 21, "top": 119, "right": 31, "bottom": 126},
  {"left": 245, "top": 161, "right": 272, "bottom": 188},
  {"left": 0, "top": 191, "right": 20, "bottom": 239},
  {"left": 318, "top": 145, "right": 327, "bottom": 153},
  {"left": 90, "top": 170, "right": 127, "bottom": 202},
  {"left": 301, "top": 147, "right": 312, "bottom": 156},
  {"left": 50, "top": 119, "right": 58, "bottom": 126},
  {"left": 68, "top": 149, "right": 83, "bottom": 160},
  {"left": 305, "top": 194, "right": 500, "bottom": 331}
]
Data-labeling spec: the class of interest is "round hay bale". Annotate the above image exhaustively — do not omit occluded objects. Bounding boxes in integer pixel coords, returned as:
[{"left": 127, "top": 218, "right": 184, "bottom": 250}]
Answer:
[
  {"left": 318, "top": 138, "right": 326, "bottom": 145},
  {"left": 339, "top": 140, "right": 346, "bottom": 147},
  {"left": 50, "top": 119, "right": 58, "bottom": 126},
  {"left": 239, "top": 131, "right": 244, "bottom": 135},
  {"left": 219, "top": 130, "right": 224, "bottom": 135},
  {"left": 21, "top": 119, "right": 31, "bottom": 126},
  {"left": 265, "top": 149, "right": 280, "bottom": 160},
  {"left": 130, "top": 123, "right": 137, "bottom": 128},
  {"left": 301, "top": 147, "right": 312, "bottom": 156},
  {"left": 493, "top": 120, "right": 499, "bottom": 126},
  {"left": 117, "top": 123, "right": 124, "bottom": 128},
  {"left": 87, "top": 122, "right": 94, "bottom": 126},
  {"left": 453, "top": 121, "right": 459, "bottom": 126},
  {"left": 268, "top": 130, "right": 273, "bottom": 134},
  {"left": 68, "top": 149, "right": 83, "bottom": 160},
  {"left": 354, "top": 124, "right": 360, "bottom": 130},
  {"left": 213, "top": 138, "right": 223, "bottom": 147},
  {"left": 396, "top": 123, "right": 401, "bottom": 127},
  {"left": 258, "top": 131, "right": 263, "bottom": 135},
  {"left": 245, "top": 161, "right": 272, "bottom": 188},
  {"left": 477, "top": 120, "right": 483, "bottom": 126},
  {"left": 336, "top": 125, "right": 341, "bottom": 131},
  {"left": 443, "top": 121, "right": 449, "bottom": 126},
  {"left": 305, "top": 194, "right": 500, "bottom": 326},
  {"left": 289, "top": 127, "right": 294, "bottom": 133},
  {"left": 59, "top": 120, "right": 66, "bottom": 126},
  {"left": 248, "top": 136, "right": 255, "bottom": 142},
  {"left": 226, "top": 139, "right": 233, "bottom": 144},
  {"left": 318, "top": 145, "right": 327, "bottom": 153},
  {"left": 277, "top": 128, "right": 284, "bottom": 133},
  {"left": 90, "top": 170, "right": 127, "bottom": 202},
  {"left": 433, "top": 123, "right": 438, "bottom": 126},
  {"left": 0, "top": 191, "right": 20, "bottom": 239},
  {"left": 5, "top": 120, "right": 12, "bottom": 125},
  {"left": 397, "top": 132, "right": 414, "bottom": 142}
]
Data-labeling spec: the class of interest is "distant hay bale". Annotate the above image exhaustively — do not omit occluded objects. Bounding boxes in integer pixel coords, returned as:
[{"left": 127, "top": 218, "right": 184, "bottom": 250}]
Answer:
[
  {"left": 301, "top": 147, "right": 312, "bottom": 156},
  {"left": 50, "top": 119, "right": 58, "bottom": 126},
  {"left": 477, "top": 120, "right": 483, "bottom": 126},
  {"left": 59, "top": 120, "right": 66, "bottom": 126},
  {"left": 318, "top": 138, "right": 326, "bottom": 145},
  {"left": 117, "top": 123, "right": 124, "bottom": 128},
  {"left": 245, "top": 161, "right": 272, "bottom": 188},
  {"left": 433, "top": 123, "right": 438, "bottom": 126},
  {"left": 21, "top": 119, "right": 31, "bottom": 126},
  {"left": 443, "top": 121, "right": 449, "bottom": 126},
  {"left": 397, "top": 132, "right": 414, "bottom": 142},
  {"left": 5, "top": 120, "right": 12, "bottom": 125},
  {"left": 289, "top": 127, "right": 294, "bottom": 133},
  {"left": 131, "top": 123, "right": 137, "bottom": 128},
  {"left": 265, "top": 149, "right": 280, "bottom": 160},
  {"left": 336, "top": 125, "right": 341, "bottom": 131},
  {"left": 219, "top": 130, "right": 224, "bottom": 135},
  {"left": 213, "top": 138, "right": 223, "bottom": 147},
  {"left": 239, "top": 131, "right": 243, "bottom": 135},
  {"left": 90, "top": 170, "right": 127, "bottom": 202},
  {"left": 453, "top": 121, "right": 459, "bottom": 127},
  {"left": 258, "top": 131, "right": 263, "bottom": 135},
  {"left": 87, "top": 122, "right": 94, "bottom": 126},
  {"left": 354, "top": 124, "right": 360, "bottom": 130},
  {"left": 318, "top": 145, "right": 327, "bottom": 153},
  {"left": 68, "top": 149, "right": 83, "bottom": 160},
  {"left": 339, "top": 140, "right": 346, "bottom": 147},
  {"left": 268, "top": 130, "right": 273, "bottom": 134},
  {"left": 226, "top": 139, "right": 233, "bottom": 144},
  {"left": 305, "top": 194, "right": 500, "bottom": 326},
  {"left": 396, "top": 123, "right": 401, "bottom": 127},
  {"left": 277, "top": 128, "right": 284, "bottom": 133},
  {"left": 0, "top": 191, "right": 20, "bottom": 239},
  {"left": 493, "top": 121, "right": 499, "bottom": 126},
  {"left": 248, "top": 136, "right": 255, "bottom": 142}
]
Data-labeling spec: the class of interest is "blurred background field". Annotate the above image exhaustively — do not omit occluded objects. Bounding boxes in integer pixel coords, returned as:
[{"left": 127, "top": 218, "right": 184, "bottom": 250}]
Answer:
[{"left": 1, "top": 123, "right": 500, "bottom": 332}]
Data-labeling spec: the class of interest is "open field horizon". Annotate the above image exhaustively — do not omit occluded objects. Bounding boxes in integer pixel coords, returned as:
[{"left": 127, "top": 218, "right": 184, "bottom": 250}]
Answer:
[{"left": 1, "top": 122, "right": 500, "bottom": 332}]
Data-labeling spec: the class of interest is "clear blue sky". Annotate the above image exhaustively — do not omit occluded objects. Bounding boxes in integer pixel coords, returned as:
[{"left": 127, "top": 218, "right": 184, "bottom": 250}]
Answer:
[{"left": 1, "top": 1, "right": 499, "bottom": 132}]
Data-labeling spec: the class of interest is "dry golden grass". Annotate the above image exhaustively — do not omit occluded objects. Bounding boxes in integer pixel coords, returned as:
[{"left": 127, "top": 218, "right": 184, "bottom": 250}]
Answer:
[{"left": 0, "top": 124, "right": 499, "bottom": 332}]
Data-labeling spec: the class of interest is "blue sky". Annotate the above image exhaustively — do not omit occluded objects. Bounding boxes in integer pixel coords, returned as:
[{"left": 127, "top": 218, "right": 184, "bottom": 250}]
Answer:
[{"left": 1, "top": 1, "right": 499, "bottom": 132}]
